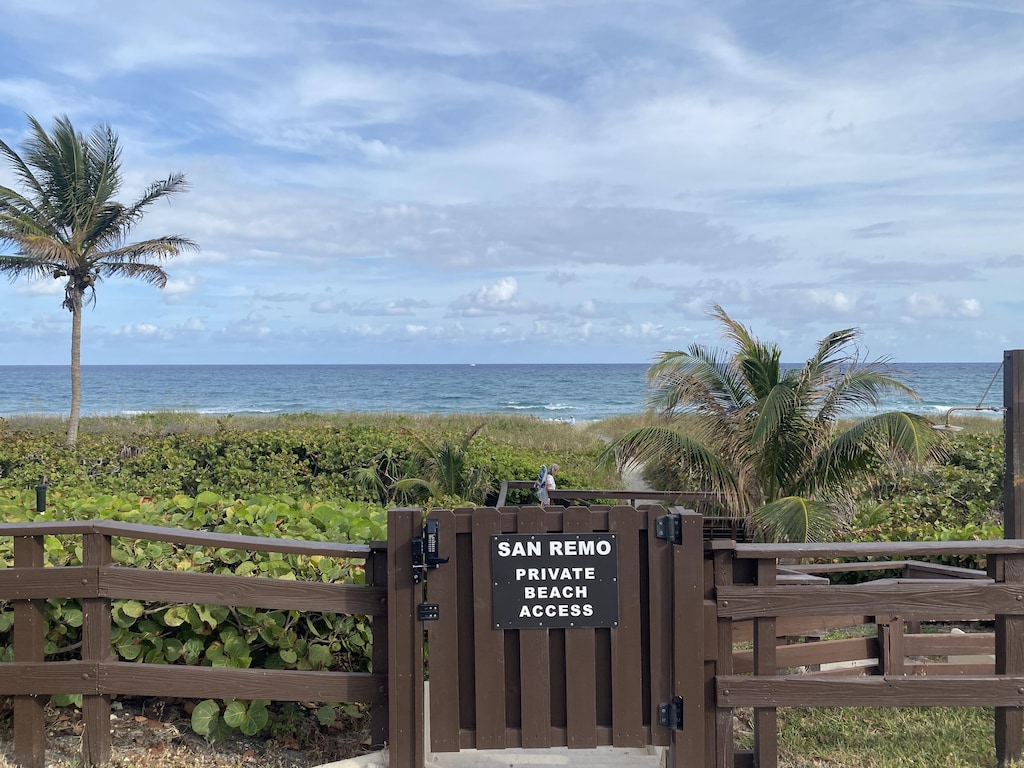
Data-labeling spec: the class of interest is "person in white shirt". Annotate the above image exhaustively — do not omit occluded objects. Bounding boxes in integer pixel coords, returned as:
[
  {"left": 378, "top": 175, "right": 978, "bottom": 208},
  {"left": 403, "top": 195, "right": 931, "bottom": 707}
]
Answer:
[{"left": 538, "top": 463, "right": 559, "bottom": 505}]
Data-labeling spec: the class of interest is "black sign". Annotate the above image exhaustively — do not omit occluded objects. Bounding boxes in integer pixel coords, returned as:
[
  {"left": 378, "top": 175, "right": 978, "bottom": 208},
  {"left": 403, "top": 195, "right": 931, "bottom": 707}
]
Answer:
[{"left": 491, "top": 533, "right": 618, "bottom": 629}]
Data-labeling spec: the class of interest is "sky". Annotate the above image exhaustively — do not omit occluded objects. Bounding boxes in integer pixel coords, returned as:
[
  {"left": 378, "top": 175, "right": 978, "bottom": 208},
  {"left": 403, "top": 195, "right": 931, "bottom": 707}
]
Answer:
[{"left": 1, "top": 0, "right": 1023, "bottom": 366}]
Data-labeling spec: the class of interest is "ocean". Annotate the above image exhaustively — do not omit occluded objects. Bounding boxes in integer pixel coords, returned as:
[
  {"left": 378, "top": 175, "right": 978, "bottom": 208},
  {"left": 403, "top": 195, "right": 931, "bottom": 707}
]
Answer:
[{"left": 0, "top": 362, "right": 1008, "bottom": 422}]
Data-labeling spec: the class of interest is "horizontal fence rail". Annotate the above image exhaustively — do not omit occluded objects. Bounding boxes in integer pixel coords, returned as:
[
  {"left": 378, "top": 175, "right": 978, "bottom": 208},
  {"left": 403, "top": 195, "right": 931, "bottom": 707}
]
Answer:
[
  {"left": 0, "top": 520, "right": 394, "bottom": 768},
  {"left": 708, "top": 539, "right": 1024, "bottom": 768}
]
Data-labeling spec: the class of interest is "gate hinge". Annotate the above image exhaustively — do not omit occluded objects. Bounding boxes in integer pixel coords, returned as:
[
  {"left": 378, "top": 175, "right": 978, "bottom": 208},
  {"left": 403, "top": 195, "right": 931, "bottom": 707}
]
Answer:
[
  {"left": 655, "top": 513, "right": 682, "bottom": 545},
  {"left": 657, "top": 696, "right": 683, "bottom": 730}
]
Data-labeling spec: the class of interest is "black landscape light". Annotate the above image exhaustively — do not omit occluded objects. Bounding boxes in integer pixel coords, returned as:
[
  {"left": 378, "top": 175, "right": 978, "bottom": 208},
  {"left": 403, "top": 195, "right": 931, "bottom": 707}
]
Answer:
[{"left": 35, "top": 476, "right": 47, "bottom": 513}]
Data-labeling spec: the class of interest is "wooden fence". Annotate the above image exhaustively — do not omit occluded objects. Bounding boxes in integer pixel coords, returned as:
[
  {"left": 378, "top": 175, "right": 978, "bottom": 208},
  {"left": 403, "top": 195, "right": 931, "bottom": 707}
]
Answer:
[
  {"left": 709, "top": 538, "right": 1024, "bottom": 768},
  {"left": 420, "top": 504, "right": 705, "bottom": 757},
  {"left": 0, "top": 519, "right": 416, "bottom": 768}
]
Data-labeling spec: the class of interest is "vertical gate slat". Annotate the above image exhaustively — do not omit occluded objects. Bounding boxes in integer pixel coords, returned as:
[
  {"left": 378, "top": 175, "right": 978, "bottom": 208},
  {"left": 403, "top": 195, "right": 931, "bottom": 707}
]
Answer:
[
  {"left": 610, "top": 505, "right": 644, "bottom": 746},
  {"left": 472, "top": 507, "right": 507, "bottom": 748},
  {"left": 426, "top": 509, "right": 461, "bottom": 752},
  {"left": 517, "top": 505, "right": 552, "bottom": 747},
  {"left": 455, "top": 512, "right": 477, "bottom": 747},
  {"left": 671, "top": 511, "right": 705, "bottom": 766},
  {"left": 646, "top": 505, "right": 672, "bottom": 747},
  {"left": 563, "top": 506, "right": 598, "bottom": 748},
  {"left": 387, "top": 508, "right": 425, "bottom": 768}
]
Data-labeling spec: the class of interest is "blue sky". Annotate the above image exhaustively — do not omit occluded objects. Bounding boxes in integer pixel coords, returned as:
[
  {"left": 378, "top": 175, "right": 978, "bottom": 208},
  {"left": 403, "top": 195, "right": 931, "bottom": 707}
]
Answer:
[{"left": 1, "top": 0, "right": 1023, "bottom": 365}]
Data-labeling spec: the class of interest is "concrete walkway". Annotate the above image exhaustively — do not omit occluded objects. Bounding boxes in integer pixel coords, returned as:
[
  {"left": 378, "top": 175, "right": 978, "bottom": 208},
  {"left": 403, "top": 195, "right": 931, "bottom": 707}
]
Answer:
[{"left": 317, "top": 744, "right": 665, "bottom": 768}]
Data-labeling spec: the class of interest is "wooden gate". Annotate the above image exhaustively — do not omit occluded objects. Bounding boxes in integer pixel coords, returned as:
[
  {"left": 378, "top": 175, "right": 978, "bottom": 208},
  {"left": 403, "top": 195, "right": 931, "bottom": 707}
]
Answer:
[{"left": 411, "top": 504, "right": 706, "bottom": 767}]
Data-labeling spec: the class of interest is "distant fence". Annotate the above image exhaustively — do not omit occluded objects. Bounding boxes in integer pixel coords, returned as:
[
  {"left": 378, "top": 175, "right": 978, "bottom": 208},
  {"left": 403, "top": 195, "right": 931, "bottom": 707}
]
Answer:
[{"left": 0, "top": 520, "right": 404, "bottom": 768}]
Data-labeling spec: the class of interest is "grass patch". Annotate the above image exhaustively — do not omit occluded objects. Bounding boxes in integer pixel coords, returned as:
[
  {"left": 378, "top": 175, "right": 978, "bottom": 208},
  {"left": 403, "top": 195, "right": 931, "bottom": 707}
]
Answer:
[{"left": 772, "top": 707, "right": 1018, "bottom": 767}]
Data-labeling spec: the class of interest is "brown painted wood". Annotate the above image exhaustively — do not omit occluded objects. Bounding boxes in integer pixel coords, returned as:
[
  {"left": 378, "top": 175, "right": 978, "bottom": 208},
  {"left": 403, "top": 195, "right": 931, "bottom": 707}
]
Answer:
[
  {"left": 702, "top": 554, "right": 718, "bottom": 767},
  {"left": 387, "top": 508, "right": 425, "bottom": 768},
  {"left": 452, "top": 510, "right": 478, "bottom": 742},
  {"left": 563, "top": 506, "right": 598, "bottom": 749},
  {"left": 731, "top": 615, "right": 870, "bottom": 643},
  {"left": 878, "top": 618, "right": 906, "bottom": 676},
  {"left": 904, "top": 662, "right": 995, "bottom": 675},
  {"left": 99, "top": 662, "right": 385, "bottom": 701},
  {"left": 753, "top": 558, "right": 778, "bottom": 768},
  {"left": 997, "top": 552, "right": 1024, "bottom": 765},
  {"left": 425, "top": 508, "right": 461, "bottom": 752},
  {"left": 903, "top": 632, "right": 994, "bottom": 655},
  {"left": 99, "top": 567, "right": 387, "bottom": 614},
  {"left": 0, "top": 565, "right": 99, "bottom": 597},
  {"left": 783, "top": 560, "right": 989, "bottom": 579},
  {"left": 670, "top": 511, "right": 705, "bottom": 768},
  {"left": 0, "top": 520, "right": 372, "bottom": 557},
  {"left": 471, "top": 507, "right": 507, "bottom": 749},
  {"left": 713, "top": 547, "right": 736, "bottom": 768},
  {"left": 82, "top": 534, "right": 113, "bottom": 767},
  {"left": 718, "top": 675, "right": 1024, "bottom": 707},
  {"left": 718, "top": 582, "right": 1024, "bottom": 620},
  {"left": 13, "top": 535, "right": 45, "bottom": 768},
  {"left": 367, "top": 543, "right": 390, "bottom": 749},
  {"left": 732, "top": 637, "right": 877, "bottom": 674},
  {"left": 734, "top": 539, "right": 1024, "bottom": 560},
  {"left": 0, "top": 662, "right": 99, "bottom": 694},
  {"left": 646, "top": 505, "right": 672, "bottom": 748},
  {"left": 1004, "top": 350, "right": 1024, "bottom": 540},
  {"left": 516, "top": 505, "right": 553, "bottom": 748},
  {"left": 609, "top": 505, "right": 644, "bottom": 747},
  {"left": 999, "top": 350, "right": 1024, "bottom": 767}
]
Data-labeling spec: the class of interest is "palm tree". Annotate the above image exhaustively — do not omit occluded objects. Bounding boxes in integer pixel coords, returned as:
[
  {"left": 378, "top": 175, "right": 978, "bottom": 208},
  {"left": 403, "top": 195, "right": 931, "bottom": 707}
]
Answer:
[
  {"left": 610, "top": 305, "right": 943, "bottom": 542},
  {"left": 393, "top": 424, "right": 494, "bottom": 505},
  {"left": 0, "top": 114, "right": 197, "bottom": 446}
]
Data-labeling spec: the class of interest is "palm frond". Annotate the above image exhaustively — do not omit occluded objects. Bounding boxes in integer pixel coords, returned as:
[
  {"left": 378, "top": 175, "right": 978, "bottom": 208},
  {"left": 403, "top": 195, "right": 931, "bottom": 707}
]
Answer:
[
  {"left": 98, "top": 262, "right": 169, "bottom": 287},
  {"left": 753, "top": 496, "right": 838, "bottom": 543}
]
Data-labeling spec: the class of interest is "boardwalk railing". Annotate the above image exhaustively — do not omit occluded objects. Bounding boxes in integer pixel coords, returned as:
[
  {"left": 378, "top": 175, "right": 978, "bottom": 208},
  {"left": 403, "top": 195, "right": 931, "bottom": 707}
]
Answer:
[{"left": 0, "top": 519, "right": 408, "bottom": 768}]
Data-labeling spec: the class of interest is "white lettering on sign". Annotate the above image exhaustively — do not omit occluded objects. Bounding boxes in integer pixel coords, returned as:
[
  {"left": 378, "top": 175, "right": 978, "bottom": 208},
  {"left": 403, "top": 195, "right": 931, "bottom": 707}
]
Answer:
[
  {"left": 523, "top": 585, "right": 588, "bottom": 599},
  {"left": 518, "top": 604, "right": 596, "bottom": 619},
  {"left": 496, "top": 540, "right": 543, "bottom": 557},
  {"left": 491, "top": 533, "right": 618, "bottom": 629},
  {"left": 514, "top": 567, "right": 596, "bottom": 581},
  {"left": 547, "top": 539, "right": 613, "bottom": 556}
]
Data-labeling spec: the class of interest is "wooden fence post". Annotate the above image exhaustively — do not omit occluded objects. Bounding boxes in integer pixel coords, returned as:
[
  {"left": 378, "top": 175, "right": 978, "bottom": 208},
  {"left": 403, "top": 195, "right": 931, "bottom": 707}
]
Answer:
[
  {"left": 753, "top": 556, "right": 778, "bottom": 768},
  {"left": 712, "top": 542, "right": 736, "bottom": 768},
  {"left": 998, "top": 349, "right": 1024, "bottom": 765},
  {"left": 387, "top": 508, "right": 425, "bottom": 768},
  {"left": 81, "top": 533, "right": 113, "bottom": 767},
  {"left": 13, "top": 535, "right": 46, "bottom": 768}
]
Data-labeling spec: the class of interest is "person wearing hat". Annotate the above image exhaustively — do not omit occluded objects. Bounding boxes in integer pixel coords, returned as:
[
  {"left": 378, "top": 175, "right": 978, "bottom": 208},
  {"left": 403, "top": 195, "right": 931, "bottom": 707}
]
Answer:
[{"left": 538, "top": 463, "right": 559, "bottom": 505}]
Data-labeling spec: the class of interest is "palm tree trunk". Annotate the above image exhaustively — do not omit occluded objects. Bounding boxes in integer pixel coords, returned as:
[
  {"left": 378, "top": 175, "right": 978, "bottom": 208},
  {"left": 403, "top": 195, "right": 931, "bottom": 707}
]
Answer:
[{"left": 66, "top": 295, "right": 83, "bottom": 447}]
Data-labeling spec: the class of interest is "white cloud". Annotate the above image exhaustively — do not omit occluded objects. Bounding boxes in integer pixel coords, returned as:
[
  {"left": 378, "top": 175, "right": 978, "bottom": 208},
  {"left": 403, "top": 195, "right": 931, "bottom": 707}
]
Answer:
[{"left": 0, "top": 0, "right": 1021, "bottom": 364}]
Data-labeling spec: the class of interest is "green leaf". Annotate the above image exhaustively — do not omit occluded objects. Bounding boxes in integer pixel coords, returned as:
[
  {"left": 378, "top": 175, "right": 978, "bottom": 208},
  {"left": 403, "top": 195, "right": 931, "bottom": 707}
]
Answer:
[
  {"left": 223, "top": 700, "right": 248, "bottom": 729},
  {"left": 120, "top": 600, "right": 145, "bottom": 619},
  {"left": 191, "top": 699, "right": 220, "bottom": 737},
  {"left": 317, "top": 704, "right": 337, "bottom": 726}
]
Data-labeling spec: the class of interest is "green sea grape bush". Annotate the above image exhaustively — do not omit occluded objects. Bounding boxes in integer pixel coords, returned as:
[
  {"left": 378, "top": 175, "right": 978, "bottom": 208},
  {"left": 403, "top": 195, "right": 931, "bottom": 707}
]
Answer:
[
  {"left": 0, "top": 419, "right": 611, "bottom": 505},
  {"left": 0, "top": 488, "right": 385, "bottom": 739},
  {"left": 847, "top": 432, "right": 1003, "bottom": 571}
]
